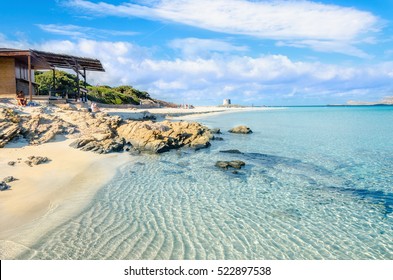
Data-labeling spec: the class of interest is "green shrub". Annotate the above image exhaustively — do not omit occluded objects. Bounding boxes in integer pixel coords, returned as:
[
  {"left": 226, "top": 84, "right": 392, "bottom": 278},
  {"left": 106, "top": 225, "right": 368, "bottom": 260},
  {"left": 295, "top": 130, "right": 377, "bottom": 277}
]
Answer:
[{"left": 34, "top": 70, "right": 152, "bottom": 105}]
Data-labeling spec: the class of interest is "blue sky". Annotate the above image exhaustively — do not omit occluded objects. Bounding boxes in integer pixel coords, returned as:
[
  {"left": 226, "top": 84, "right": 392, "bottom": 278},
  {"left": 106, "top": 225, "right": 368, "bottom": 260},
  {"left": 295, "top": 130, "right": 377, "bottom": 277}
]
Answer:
[{"left": 1, "top": 0, "right": 393, "bottom": 105}]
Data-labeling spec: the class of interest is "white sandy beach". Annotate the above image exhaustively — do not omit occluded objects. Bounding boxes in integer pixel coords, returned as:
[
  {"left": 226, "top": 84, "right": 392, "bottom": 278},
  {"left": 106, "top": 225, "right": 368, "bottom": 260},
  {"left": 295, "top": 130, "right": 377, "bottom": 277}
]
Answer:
[
  {"left": 104, "top": 105, "right": 275, "bottom": 120},
  {"left": 0, "top": 138, "right": 131, "bottom": 258},
  {"left": 0, "top": 104, "right": 274, "bottom": 259}
]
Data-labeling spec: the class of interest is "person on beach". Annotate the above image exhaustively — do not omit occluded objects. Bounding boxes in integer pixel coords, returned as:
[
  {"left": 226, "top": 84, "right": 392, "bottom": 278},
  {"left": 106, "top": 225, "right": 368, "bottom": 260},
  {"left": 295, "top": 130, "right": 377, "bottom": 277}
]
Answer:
[
  {"left": 16, "top": 91, "right": 27, "bottom": 106},
  {"left": 91, "top": 102, "right": 100, "bottom": 113}
]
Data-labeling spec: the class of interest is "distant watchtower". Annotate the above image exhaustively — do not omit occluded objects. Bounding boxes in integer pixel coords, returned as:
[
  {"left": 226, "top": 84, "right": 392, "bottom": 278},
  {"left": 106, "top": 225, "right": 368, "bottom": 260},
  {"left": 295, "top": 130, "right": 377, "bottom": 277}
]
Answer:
[{"left": 223, "top": 99, "right": 231, "bottom": 106}]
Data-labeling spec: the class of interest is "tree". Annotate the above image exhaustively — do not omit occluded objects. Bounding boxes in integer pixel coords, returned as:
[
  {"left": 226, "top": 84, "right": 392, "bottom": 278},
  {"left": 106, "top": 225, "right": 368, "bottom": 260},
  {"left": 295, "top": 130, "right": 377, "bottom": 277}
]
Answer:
[{"left": 35, "top": 70, "right": 82, "bottom": 95}]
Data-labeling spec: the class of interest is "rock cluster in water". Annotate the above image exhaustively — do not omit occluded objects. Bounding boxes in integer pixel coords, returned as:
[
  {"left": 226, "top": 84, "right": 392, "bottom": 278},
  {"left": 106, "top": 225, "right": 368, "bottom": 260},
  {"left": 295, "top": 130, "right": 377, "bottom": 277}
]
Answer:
[{"left": 228, "top": 125, "right": 253, "bottom": 134}]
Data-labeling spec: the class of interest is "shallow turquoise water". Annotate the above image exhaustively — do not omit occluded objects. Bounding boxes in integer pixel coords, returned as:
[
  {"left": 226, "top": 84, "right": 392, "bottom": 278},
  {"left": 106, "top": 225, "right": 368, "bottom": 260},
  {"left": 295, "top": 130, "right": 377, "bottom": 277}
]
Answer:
[{"left": 19, "top": 106, "right": 393, "bottom": 259}]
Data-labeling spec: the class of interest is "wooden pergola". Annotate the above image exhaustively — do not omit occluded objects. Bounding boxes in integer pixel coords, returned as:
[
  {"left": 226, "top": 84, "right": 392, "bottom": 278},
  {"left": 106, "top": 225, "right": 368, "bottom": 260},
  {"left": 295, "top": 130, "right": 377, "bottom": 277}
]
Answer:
[{"left": 0, "top": 48, "right": 105, "bottom": 101}]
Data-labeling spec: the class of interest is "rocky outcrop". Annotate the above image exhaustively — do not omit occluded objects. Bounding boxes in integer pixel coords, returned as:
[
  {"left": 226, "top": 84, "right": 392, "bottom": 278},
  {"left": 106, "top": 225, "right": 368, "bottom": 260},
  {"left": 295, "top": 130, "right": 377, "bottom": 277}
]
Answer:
[
  {"left": 215, "top": 160, "right": 246, "bottom": 170},
  {"left": 66, "top": 111, "right": 125, "bottom": 154},
  {"left": 20, "top": 113, "right": 75, "bottom": 145},
  {"left": 228, "top": 125, "right": 252, "bottom": 134},
  {"left": 1, "top": 107, "right": 214, "bottom": 154},
  {"left": 117, "top": 120, "right": 212, "bottom": 153},
  {"left": 0, "top": 108, "right": 75, "bottom": 147},
  {"left": 0, "top": 108, "right": 21, "bottom": 147},
  {"left": 70, "top": 137, "right": 124, "bottom": 154}
]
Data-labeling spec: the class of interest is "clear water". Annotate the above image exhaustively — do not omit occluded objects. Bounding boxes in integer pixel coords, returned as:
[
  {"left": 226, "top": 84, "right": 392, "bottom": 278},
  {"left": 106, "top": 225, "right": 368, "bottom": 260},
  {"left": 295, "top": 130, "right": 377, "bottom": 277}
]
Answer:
[{"left": 18, "top": 107, "right": 393, "bottom": 259}]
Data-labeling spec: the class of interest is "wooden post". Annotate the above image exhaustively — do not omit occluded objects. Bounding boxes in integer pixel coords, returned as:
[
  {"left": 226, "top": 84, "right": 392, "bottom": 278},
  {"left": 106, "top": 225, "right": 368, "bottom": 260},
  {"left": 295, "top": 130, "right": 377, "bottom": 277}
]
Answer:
[
  {"left": 76, "top": 68, "right": 80, "bottom": 101},
  {"left": 52, "top": 68, "right": 56, "bottom": 96},
  {"left": 28, "top": 54, "right": 32, "bottom": 102},
  {"left": 83, "top": 68, "right": 87, "bottom": 102}
]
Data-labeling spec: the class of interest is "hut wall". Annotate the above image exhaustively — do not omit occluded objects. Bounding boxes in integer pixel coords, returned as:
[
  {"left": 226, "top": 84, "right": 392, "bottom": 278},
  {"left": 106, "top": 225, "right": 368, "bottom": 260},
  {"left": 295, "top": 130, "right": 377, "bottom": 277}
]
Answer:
[{"left": 0, "top": 57, "right": 16, "bottom": 96}]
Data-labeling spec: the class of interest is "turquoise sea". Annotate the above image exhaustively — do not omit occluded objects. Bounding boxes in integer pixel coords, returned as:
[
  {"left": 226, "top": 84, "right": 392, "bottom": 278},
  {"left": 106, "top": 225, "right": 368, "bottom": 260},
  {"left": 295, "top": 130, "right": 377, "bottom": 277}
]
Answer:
[{"left": 19, "top": 106, "right": 393, "bottom": 259}]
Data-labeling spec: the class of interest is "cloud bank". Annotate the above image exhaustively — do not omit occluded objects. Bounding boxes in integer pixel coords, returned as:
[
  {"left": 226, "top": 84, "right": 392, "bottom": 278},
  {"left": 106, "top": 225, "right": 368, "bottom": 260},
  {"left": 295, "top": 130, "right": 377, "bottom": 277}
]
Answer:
[{"left": 67, "top": 0, "right": 382, "bottom": 57}]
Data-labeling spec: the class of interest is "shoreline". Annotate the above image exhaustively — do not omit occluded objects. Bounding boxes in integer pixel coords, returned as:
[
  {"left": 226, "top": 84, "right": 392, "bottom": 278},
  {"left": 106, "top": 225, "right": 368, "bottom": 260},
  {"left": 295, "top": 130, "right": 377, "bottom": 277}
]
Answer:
[
  {"left": 0, "top": 104, "right": 274, "bottom": 259},
  {"left": 104, "top": 105, "right": 278, "bottom": 121}
]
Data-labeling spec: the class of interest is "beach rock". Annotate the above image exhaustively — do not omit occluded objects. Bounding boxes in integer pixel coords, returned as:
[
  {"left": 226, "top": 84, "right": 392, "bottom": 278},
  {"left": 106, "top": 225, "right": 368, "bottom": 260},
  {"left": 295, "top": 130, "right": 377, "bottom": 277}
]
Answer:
[
  {"left": 212, "top": 136, "right": 224, "bottom": 141},
  {"left": 7, "top": 161, "right": 16, "bottom": 166},
  {"left": 1, "top": 107, "right": 214, "bottom": 155},
  {"left": 3, "top": 176, "right": 15, "bottom": 183},
  {"left": 20, "top": 113, "right": 76, "bottom": 145},
  {"left": 229, "top": 160, "right": 246, "bottom": 169},
  {"left": 215, "top": 160, "right": 246, "bottom": 170},
  {"left": 0, "top": 109, "right": 22, "bottom": 147},
  {"left": 70, "top": 136, "right": 124, "bottom": 154},
  {"left": 228, "top": 125, "right": 253, "bottom": 134},
  {"left": 220, "top": 149, "right": 243, "bottom": 154},
  {"left": 117, "top": 120, "right": 213, "bottom": 153},
  {"left": 25, "top": 156, "right": 50, "bottom": 166},
  {"left": 215, "top": 161, "right": 231, "bottom": 169},
  {"left": 0, "top": 181, "right": 11, "bottom": 191},
  {"left": 210, "top": 128, "right": 222, "bottom": 134}
]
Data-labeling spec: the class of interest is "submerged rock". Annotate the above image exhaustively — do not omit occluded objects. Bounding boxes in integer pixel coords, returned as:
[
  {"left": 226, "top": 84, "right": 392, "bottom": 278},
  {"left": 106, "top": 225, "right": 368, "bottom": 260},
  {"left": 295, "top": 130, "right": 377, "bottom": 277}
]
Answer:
[
  {"left": 215, "top": 160, "right": 246, "bottom": 170},
  {"left": 220, "top": 149, "right": 243, "bottom": 154},
  {"left": 228, "top": 125, "right": 253, "bottom": 134},
  {"left": 209, "top": 128, "right": 222, "bottom": 134},
  {"left": 212, "top": 136, "right": 224, "bottom": 141}
]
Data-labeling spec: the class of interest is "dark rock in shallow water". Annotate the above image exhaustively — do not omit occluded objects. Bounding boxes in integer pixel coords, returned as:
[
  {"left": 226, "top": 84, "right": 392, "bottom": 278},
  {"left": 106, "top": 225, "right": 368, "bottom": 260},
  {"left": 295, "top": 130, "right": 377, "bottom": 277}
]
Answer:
[
  {"left": 215, "top": 160, "right": 246, "bottom": 170},
  {"left": 228, "top": 125, "right": 253, "bottom": 134},
  {"left": 229, "top": 160, "right": 246, "bottom": 169},
  {"left": 220, "top": 149, "right": 243, "bottom": 154},
  {"left": 212, "top": 136, "right": 224, "bottom": 141},
  {"left": 210, "top": 128, "right": 222, "bottom": 134},
  {"left": 215, "top": 161, "right": 230, "bottom": 169}
]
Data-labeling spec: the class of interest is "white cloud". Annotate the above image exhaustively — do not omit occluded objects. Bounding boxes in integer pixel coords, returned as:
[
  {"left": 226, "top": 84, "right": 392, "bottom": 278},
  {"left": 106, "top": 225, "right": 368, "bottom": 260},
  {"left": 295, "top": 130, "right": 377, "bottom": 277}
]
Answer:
[
  {"left": 68, "top": 0, "right": 380, "bottom": 40},
  {"left": 2, "top": 34, "right": 392, "bottom": 105},
  {"left": 169, "top": 38, "right": 248, "bottom": 58},
  {"left": 276, "top": 40, "right": 372, "bottom": 59},
  {"left": 37, "top": 24, "right": 138, "bottom": 38},
  {"left": 67, "top": 0, "right": 382, "bottom": 56}
]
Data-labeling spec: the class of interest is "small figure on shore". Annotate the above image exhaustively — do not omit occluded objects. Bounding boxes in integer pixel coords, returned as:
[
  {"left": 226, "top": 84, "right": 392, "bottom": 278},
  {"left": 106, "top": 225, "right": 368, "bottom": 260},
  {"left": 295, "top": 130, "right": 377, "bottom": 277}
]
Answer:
[
  {"left": 91, "top": 102, "right": 100, "bottom": 113},
  {"left": 16, "top": 91, "right": 27, "bottom": 106}
]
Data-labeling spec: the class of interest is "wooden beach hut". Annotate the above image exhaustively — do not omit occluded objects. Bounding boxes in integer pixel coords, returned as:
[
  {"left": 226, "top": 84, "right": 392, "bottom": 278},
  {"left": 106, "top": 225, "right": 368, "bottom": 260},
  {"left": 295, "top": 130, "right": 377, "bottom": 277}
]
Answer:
[{"left": 0, "top": 48, "right": 104, "bottom": 102}]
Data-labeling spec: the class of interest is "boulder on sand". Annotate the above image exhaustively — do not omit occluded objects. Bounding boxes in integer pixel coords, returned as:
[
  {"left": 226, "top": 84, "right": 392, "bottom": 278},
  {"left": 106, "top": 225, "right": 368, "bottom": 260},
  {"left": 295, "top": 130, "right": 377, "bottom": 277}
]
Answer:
[{"left": 117, "top": 120, "right": 213, "bottom": 153}]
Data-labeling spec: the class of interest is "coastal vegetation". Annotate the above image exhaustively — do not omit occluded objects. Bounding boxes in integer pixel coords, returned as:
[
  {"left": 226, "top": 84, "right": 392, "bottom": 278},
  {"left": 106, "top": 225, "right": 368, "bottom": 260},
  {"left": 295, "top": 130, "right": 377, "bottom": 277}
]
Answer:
[{"left": 35, "top": 70, "right": 153, "bottom": 105}]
